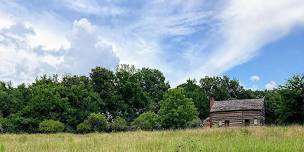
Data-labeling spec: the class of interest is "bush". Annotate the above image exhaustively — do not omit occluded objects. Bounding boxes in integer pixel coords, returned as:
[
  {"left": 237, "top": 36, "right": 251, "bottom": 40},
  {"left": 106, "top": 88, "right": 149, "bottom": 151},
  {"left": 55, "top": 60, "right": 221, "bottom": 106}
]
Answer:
[
  {"left": 0, "top": 117, "right": 15, "bottom": 133},
  {"left": 187, "top": 118, "right": 202, "bottom": 128},
  {"left": 86, "top": 113, "right": 108, "bottom": 132},
  {"left": 39, "top": 120, "right": 65, "bottom": 133},
  {"left": 132, "top": 112, "right": 158, "bottom": 130},
  {"left": 76, "top": 122, "right": 91, "bottom": 133},
  {"left": 111, "top": 117, "right": 128, "bottom": 132},
  {"left": 159, "top": 88, "right": 199, "bottom": 129}
]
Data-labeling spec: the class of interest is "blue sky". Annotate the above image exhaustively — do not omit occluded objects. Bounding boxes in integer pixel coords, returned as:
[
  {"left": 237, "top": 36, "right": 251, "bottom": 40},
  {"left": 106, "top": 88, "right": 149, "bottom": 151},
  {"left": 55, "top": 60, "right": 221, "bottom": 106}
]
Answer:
[
  {"left": 0, "top": 0, "right": 303, "bottom": 90},
  {"left": 226, "top": 26, "right": 304, "bottom": 90}
]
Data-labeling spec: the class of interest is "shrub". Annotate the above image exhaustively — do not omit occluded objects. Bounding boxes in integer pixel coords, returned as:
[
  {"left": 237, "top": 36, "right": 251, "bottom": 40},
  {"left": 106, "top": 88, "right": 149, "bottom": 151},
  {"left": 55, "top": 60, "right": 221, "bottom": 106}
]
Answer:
[
  {"left": 132, "top": 112, "right": 158, "bottom": 130},
  {"left": 76, "top": 122, "right": 91, "bottom": 133},
  {"left": 111, "top": 117, "right": 128, "bottom": 132},
  {"left": 39, "top": 120, "right": 65, "bottom": 133},
  {"left": 86, "top": 113, "right": 108, "bottom": 132},
  {"left": 0, "top": 117, "right": 15, "bottom": 133},
  {"left": 187, "top": 118, "right": 202, "bottom": 128},
  {"left": 159, "top": 88, "right": 199, "bottom": 129}
]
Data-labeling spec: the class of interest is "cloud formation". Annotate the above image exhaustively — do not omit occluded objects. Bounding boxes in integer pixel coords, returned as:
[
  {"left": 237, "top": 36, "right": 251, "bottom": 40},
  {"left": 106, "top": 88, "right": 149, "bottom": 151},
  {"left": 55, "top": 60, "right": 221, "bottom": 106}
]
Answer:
[
  {"left": 0, "top": 16, "right": 119, "bottom": 84},
  {"left": 60, "top": 18, "right": 120, "bottom": 74},
  {"left": 0, "top": 23, "right": 62, "bottom": 84},
  {"left": 250, "top": 75, "right": 260, "bottom": 82},
  {"left": 189, "top": 0, "right": 304, "bottom": 82},
  {"left": 0, "top": 0, "right": 304, "bottom": 87},
  {"left": 265, "top": 81, "right": 278, "bottom": 90}
]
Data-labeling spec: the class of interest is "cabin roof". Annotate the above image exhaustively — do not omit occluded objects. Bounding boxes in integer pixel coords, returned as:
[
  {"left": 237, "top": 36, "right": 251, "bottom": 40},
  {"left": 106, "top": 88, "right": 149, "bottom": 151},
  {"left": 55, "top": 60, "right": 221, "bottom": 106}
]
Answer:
[{"left": 210, "top": 98, "right": 264, "bottom": 112}]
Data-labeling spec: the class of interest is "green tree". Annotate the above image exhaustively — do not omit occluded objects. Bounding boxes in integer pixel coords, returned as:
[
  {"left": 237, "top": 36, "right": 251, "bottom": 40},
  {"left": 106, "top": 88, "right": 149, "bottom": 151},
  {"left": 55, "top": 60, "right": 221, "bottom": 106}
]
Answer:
[
  {"left": 16, "top": 75, "right": 69, "bottom": 132},
  {"left": 90, "top": 67, "right": 121, "bottom": 119},
  {"left": 60, "top": 74, "right": 101, "bottom": 131},
  {"left": 132, "top": 112, "right": 158, "bottom": 130},
  {"left": 135, "top": 68, "right": 170, "bottom": 112},
  {"left": 199, "top": 76, "right": 254, "bottom": 100},
  {"left": 0, "top": 82, "right": 26, "bottom": 117},
  {"left": 159, "top": 88, "right": 198, "bottom": 129},
  {"left": 278, "top": 74, "right": 304, "bottom": 124},
  {"left": 200, "top": 76, "right": 230, "bottom": 100},
  {"left": 264, "top": 90, "right": 281, "bottom": 124},
  {"left": 178, "top": 79, "right": 209, "bottom": 119},
  {"left": 115, "top": 65, "right": 151, "bottom": 121}
]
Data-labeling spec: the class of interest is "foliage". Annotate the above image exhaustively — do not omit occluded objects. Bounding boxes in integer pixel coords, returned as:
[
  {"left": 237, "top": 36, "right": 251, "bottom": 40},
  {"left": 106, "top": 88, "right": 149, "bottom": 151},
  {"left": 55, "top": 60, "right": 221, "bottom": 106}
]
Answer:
[
  {"left": 0, "top": 123, "right": 3, "bottom": 133},
  {"left": 199, "top": 76, "right": 255, "bottom": 100},
  {"left": 278, "top": 74, "right": 304, "bottom": 124},
  {"left": 0, "top": 82, "right": 25, "bottom": 118},
  {"left": 115, "top": 65, "right": 151, "bottom": 121},
  {"left": 76, "top": 122, "right": 91, "bottom": 134},
  {"left": 132, "top": 112, "right": 159, "bottom": 130},
  {"left": 159, "top": 88, "right": 199, "bottom": 129},
  {"left": 110, "top": 117, "right": 128, "bottom": 132},
  {"left": 0, "top": 64, "right": 303, "bottom": 133},
  {"left": 135, "top": 68, "right": 170, "bottom": 112},
  {"left": 90, "top": 67, "right": 119, "bottom": 119},
  {"left": 84, "top": 113, "right": 108, "bottom": 132},
  {"left": 60, "top": 74, "right": 101, "bottom": 131},
  {"left": 178, "top": 79, "right": 209, "bottom": 119},
  {"left": 187, "top": 118, "right": 202, "bottom": 128},
  {"left": 264, "top": 90, "right": 282, "bottom": 124},
  {"left": 39, "top": 120, "right": 65, "bottom": 133}
]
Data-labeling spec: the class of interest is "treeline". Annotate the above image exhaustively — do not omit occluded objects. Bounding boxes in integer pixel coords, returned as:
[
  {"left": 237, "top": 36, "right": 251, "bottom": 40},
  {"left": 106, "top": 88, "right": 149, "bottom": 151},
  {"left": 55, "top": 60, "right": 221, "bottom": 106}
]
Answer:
[{"left": 0, "top": 65, "right": 303, "bottom": 133}]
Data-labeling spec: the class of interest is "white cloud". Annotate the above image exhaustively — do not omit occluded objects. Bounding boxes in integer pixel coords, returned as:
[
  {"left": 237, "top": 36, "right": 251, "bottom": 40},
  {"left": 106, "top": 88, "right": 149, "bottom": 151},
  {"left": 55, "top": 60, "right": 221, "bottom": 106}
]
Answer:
[
  {"left": 0, "top": 1, "right": 70, "bottom": 50},
  {"left": 265, "top": 81, "right": 278, "bottom": 90},
  {"left": 1, "top": 0, "right": 304, "bottom": 87},
  {"left": 186, "top": 0, "right": 304, "bottom": 84},
  {"left": 250, "top": 75, "right": 260, "bottom": 82},
  {"left": 0, "top": 17, "right": 119, "bottom": 85},
  {"left": 0, "top": 12, "right": 14, "bottom": 29},
  {"left": 59, "top": 18, "right": 119, "bottom": 74},
  {"left": 0, "top": 23, "right": 62, "bottom": 84},
  {"left": 60, "top": 0, "right": 124, "bottom": 16}
]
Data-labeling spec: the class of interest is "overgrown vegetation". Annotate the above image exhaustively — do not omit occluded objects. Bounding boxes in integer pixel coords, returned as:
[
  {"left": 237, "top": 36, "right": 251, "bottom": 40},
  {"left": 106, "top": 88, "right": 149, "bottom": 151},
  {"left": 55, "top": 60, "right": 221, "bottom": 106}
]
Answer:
[
  {"left": 0, "top": 126, "right": 303, "bottom": 152},
  {"left": 132, "top": 112, "right": 159, "bottom": 130},
  {"left": 38, "top": 120, "right": 65, "bottom": 133},
  {"left": 0, "top": 64, "right": 303, "bottom": 133}
]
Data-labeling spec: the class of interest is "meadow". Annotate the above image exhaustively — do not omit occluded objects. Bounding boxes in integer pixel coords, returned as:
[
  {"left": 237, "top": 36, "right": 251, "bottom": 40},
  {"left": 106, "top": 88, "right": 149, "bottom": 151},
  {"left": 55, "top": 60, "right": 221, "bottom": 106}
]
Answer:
[{"left": 0, "top": 126, "right": 303, "bottom": 152}]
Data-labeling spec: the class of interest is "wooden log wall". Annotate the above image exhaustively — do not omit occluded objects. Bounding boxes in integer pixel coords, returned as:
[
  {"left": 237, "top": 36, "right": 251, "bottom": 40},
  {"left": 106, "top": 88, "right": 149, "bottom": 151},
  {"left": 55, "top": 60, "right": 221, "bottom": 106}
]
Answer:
[{"left": 210, "top": 110, "right": 264, "bottom": 127}]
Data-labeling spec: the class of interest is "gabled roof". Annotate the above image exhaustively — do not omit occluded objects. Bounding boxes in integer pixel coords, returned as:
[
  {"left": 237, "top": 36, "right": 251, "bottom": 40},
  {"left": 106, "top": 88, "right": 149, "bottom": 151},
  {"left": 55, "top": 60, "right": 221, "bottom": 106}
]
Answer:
[{"left": 210, "top": 98, "right": 264, "bottom": 112}]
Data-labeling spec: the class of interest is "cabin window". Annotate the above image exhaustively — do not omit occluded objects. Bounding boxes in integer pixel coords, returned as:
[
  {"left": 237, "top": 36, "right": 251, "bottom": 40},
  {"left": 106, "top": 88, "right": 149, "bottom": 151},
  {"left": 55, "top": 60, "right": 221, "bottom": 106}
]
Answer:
[
  {"left": 218, "top": 121, "right": 222, "bottom": 126},
  {"left": 224, "top": 120, "right": 229, "bottom": 127},
  {"left": 245, "top": 119, "right": 250, "bottom": 126},
  {"left": 254, "top": 119, "right": 258, "bottom": 125}
]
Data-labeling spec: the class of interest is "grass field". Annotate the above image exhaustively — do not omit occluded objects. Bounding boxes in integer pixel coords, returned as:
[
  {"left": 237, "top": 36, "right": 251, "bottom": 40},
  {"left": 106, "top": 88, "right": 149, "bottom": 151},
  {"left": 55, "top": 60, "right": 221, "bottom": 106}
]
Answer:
[{"left": 0, "top": 126, "right": 304, "bottom": 152}]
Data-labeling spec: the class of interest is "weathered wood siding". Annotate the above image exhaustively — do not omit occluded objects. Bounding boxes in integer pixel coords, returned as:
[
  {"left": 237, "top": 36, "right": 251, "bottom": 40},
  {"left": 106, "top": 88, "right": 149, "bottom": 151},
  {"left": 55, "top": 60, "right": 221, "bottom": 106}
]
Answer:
[{"left": 210, "top": 110, "right": 265, "bottom": 127}]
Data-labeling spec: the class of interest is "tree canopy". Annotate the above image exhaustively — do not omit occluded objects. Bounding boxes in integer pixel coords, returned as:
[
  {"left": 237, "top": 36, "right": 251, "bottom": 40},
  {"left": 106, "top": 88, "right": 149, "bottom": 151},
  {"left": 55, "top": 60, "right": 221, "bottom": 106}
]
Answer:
[
  {"left": 0, "top": 65, "right": 303, "bottom": 133},
  {"left": 159, "top": 88, "right": 198, "bottom": 129}
]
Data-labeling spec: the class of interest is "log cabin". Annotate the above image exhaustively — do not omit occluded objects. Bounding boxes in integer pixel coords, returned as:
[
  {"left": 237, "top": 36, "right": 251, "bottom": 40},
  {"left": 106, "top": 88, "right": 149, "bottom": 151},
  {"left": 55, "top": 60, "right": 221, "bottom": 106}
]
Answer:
[{"left": 203, "top": 98, "right": 265, "bottom": 127}]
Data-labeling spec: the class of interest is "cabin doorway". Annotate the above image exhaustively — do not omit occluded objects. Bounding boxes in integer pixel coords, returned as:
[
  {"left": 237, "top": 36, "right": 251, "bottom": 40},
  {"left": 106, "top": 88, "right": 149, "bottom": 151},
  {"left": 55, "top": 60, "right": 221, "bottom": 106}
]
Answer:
[
  {"left": 224, "top": 120, "right": 229, "bottom": 127},
  {"left": 244, "top": 119, "right": 250, "bottom": 126}
]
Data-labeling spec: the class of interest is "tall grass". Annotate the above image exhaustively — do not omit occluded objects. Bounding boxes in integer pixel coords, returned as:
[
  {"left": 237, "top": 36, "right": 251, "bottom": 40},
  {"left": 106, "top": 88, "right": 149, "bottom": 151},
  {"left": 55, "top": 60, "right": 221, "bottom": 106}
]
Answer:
[{"left": 0, "top": 126, "right": 303, "bottom": 152}]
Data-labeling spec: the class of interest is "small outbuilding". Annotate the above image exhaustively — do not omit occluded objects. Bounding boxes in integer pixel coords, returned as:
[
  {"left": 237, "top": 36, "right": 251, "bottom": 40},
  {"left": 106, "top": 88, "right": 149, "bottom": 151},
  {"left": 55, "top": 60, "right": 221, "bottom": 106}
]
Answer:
[{"left": 203, "top": 98, "right": 265, "bottom": 127}]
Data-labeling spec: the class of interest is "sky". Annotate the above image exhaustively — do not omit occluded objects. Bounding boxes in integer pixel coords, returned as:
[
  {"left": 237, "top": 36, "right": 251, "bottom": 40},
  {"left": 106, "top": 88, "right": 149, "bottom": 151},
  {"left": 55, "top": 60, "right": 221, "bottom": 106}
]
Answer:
[{"left": 0, "top": 0, "right": 303, "bottom": 90}]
